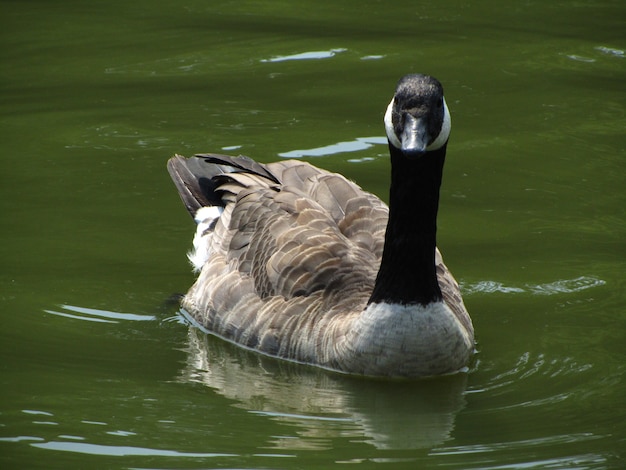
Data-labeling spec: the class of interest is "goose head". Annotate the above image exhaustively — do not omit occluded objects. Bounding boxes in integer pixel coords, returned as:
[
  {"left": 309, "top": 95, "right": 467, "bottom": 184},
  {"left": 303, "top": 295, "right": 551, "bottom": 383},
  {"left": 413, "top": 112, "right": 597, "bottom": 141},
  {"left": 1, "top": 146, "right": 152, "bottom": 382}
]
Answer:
[{"left": 384, "top": 74, "right": 451, "bottom": 158}]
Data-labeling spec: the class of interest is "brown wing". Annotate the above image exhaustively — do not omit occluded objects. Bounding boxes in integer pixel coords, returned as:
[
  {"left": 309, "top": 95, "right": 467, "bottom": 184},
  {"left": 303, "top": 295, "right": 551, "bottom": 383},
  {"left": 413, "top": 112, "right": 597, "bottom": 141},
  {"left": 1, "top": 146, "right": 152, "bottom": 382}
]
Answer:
[
  {"left": 435, "top": 249, "right": 474, "bottom": 337},
  {"left": 169, "top": 154, "right": 389, "bottom": 357}
]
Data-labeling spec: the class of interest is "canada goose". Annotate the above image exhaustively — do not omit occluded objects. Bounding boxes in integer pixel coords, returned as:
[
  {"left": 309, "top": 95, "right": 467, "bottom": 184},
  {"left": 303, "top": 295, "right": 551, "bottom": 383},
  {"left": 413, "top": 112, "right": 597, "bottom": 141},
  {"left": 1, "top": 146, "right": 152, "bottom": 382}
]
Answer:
[{"left": 167, "top": 74, "right": 474, "bottom": 377}]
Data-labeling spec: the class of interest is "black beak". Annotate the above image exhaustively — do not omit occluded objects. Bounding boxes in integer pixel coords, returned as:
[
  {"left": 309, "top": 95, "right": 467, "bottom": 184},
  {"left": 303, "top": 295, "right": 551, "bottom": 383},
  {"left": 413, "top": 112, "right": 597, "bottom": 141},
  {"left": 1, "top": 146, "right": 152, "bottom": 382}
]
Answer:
[{"left": 401, "top": 114, "right": 428, "bottom": 158}]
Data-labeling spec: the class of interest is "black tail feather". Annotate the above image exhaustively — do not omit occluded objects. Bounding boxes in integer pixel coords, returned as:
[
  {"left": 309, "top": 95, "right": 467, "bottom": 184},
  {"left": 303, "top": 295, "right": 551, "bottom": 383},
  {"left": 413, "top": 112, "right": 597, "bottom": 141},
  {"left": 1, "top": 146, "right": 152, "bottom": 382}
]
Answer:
[
  {"left": 194, "top": 153, "right": 280, "bottom": 185},
  {"left": 167, "top": 153, "right": 280, "bottom": 218},
  {"left": 167, "top": 155, "right": 222, "bottom": 216}
]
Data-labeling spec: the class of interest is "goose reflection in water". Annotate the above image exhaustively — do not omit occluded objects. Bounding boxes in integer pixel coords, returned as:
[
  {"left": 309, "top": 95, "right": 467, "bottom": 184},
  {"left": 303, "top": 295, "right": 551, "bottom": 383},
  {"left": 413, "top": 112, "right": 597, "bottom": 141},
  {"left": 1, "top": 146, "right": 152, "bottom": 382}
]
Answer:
[{"left": 176, "top": 325, "right": 469, "bottom": 451}]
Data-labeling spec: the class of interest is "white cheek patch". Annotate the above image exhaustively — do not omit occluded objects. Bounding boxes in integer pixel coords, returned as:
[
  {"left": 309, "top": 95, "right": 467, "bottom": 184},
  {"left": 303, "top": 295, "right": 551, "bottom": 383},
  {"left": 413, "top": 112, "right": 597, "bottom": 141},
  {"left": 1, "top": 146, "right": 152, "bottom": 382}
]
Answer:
[
  {"left": 426, "top": 98, "right": 451, "bottom": 151},
  {"left": 384, "top": 97, "right": 402, "bottom": 149}
]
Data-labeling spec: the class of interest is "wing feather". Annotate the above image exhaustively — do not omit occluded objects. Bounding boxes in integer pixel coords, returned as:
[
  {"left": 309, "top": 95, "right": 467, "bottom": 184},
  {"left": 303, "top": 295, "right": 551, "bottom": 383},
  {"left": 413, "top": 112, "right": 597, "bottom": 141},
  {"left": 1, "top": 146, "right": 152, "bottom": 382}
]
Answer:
[{"left": 168, "top": 154, "right": 469, "bottom": 368}]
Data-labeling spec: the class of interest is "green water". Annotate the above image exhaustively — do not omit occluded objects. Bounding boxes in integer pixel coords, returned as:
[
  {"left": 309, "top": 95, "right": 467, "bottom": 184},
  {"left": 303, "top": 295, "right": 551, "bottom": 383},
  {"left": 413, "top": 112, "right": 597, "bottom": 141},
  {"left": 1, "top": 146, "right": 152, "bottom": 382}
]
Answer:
[{"left": 1, "top": 0, "right": 625, "bottom": 468}]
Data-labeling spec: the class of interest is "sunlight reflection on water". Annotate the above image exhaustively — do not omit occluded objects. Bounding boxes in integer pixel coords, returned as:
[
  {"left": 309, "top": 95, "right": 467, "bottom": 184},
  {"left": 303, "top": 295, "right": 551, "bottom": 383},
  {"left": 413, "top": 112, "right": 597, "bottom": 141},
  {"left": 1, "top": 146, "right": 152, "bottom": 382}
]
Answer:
[
  {"left": 30, "top": 441, "right": 240, "bottom": 457},
  {"left": 461, "top": 276, "right": 605, "bottom": 296},
  {"left": 278, "top": 136, "right": 387, "bottom": 158},
  {"left": 43, "top": 305, "right": 156, "bottom": 323},
  {"left": 260, "top": 48, "right": 347, "bottom": 63}
]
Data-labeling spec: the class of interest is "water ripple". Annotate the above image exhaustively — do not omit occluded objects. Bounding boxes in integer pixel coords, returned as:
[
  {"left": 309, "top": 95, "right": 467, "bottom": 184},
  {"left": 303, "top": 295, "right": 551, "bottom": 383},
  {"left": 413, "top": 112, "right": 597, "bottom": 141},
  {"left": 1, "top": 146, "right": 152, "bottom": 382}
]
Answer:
[
  {"left": 30, "top": 441, "right": 239, "bottom": 457},
  {"left": 0, "top": 436, "right": 45, "bottom": 443},
  {"left": 434, "top": 432, "right": 603, "bottom": 455},
  {"left": 469, "top": 352, "right": 594, "bottom": 397},
  {"left": 44, "top": 304, "right": 156, "bottom": 323},
  {"left": 432, "top": 434, "right": 608, "bottom": 469},
  {"left": 462, "top": 276, "right": 605, "bottom": 296},
  {"left": 260, "top": 48, "right": 347, "bottom": 63},
  {"left": 595, "top": 46, "right": 624, "bottom": 58},
  {"left": 279, "top": 136, "right": 386, "bottom": 158},
  {"left": 22, "top": 410, "right": 53, "bottom": 417}
]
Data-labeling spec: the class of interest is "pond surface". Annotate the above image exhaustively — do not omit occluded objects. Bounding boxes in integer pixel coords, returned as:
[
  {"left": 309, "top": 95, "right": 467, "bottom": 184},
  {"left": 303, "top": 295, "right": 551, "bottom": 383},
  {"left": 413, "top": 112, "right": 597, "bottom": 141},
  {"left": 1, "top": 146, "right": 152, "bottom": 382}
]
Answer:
[{"left": 1, "top": 0, "right": 625, "bottom": 468}]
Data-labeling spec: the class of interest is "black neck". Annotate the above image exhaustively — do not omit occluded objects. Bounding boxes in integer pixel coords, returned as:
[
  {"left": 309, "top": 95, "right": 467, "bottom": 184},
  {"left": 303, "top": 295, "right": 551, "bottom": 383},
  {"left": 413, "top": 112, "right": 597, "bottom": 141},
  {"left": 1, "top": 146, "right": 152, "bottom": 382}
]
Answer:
[{"left": 368, "top": 143, "right": 447, "bottom": 306}]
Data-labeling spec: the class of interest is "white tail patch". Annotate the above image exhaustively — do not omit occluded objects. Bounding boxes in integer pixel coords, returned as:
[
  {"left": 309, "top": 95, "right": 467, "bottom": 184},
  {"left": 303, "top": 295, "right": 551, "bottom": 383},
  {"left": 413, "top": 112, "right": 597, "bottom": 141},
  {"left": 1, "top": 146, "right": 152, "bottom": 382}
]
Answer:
[{"left": 188, "top": 206, "right": 223, "bottom": 271}]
